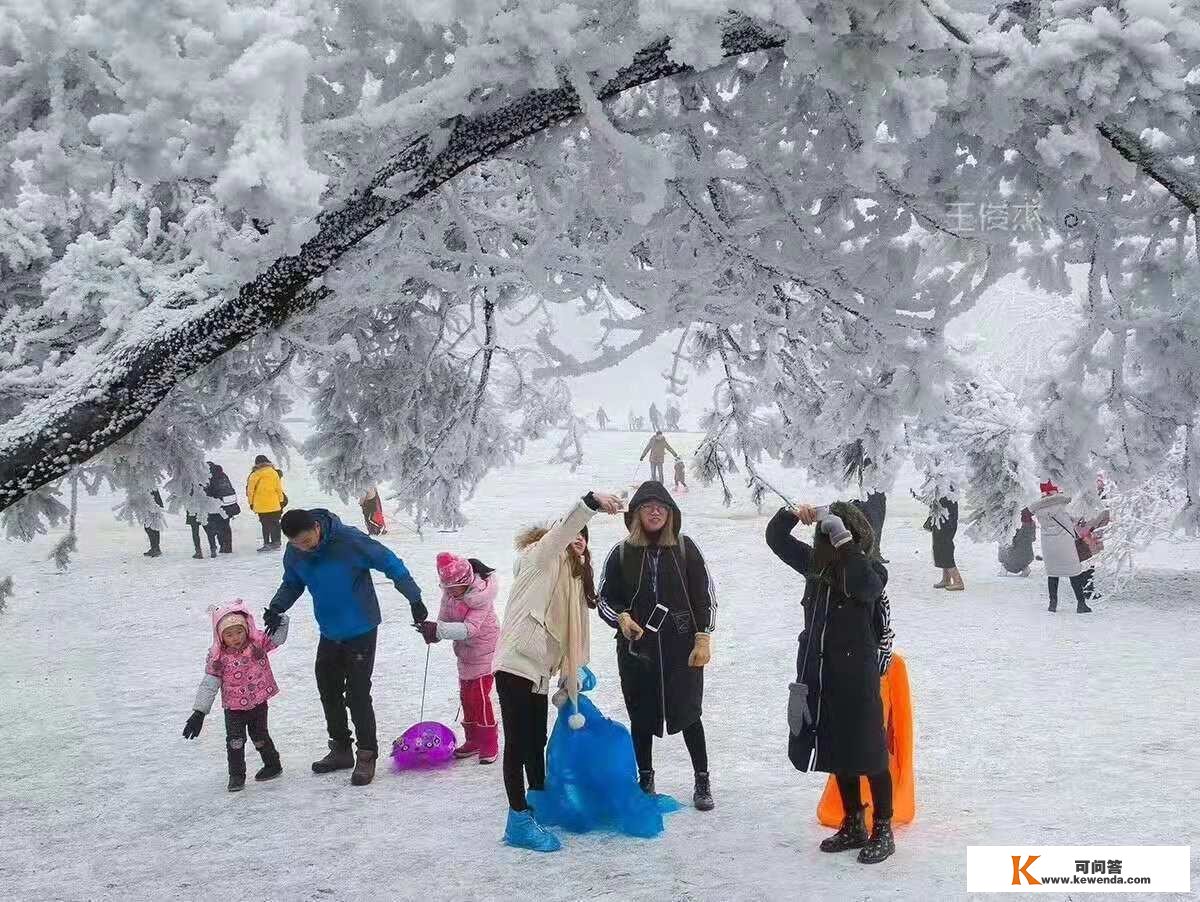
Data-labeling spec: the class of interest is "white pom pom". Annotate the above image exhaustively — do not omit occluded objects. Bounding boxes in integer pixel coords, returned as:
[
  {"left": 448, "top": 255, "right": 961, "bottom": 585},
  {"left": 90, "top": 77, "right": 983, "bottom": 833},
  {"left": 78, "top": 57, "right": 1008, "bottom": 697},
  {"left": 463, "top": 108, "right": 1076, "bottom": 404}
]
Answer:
[{"left": 568, "top": 712, "right": 586, "bottom": 730}]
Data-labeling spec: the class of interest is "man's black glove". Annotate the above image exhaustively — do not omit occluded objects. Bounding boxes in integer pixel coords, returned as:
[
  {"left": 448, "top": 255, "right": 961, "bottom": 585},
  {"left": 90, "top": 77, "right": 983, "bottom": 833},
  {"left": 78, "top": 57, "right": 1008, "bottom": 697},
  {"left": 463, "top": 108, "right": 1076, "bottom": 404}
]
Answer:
[
  {"left": 182, "top": 710, "right": 205, "bottom": 739},
  {"left": 409, "top": 600, "right": 428, "bottom": 624},
  {"left": 262, "top": 607, "right": 283, "bottom": 637}
]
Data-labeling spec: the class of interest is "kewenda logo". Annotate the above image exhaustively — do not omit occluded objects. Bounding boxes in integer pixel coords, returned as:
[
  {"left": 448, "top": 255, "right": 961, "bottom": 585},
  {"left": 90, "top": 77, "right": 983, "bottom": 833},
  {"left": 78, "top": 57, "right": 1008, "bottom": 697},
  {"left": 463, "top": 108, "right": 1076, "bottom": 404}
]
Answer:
[{"left": 1012, "top": 855, "right": 1041, "bottom": 886}]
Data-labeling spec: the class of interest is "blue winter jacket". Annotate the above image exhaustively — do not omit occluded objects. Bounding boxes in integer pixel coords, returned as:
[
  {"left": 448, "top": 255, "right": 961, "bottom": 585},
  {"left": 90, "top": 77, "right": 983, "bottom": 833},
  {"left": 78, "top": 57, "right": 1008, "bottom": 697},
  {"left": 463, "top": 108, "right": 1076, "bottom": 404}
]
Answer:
[{"left": 268, "top": 509, "right": 422, "bottom": 640}]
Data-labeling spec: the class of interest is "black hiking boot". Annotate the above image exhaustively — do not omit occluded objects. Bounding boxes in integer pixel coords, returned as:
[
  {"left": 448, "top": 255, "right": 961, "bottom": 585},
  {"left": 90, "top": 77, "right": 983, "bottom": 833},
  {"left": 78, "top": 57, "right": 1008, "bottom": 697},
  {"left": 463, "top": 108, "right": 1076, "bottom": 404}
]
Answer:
[
  {"left": 820, "top": 806, "right": 868, "bottom": 852},
  {"left": 692, "top": 771, "right": 714, "bottom": 811},
  {"left": 227, "top": 770, "right": 246, "bottom": 792},
  {"left": 1048, "top": 600, "right": 1058, "bottom": 612},
  {"left": 311, "top": 741, "right": 354, "bottom": 774},
  {"left": 638, "top": 768, "right": 656, "bottom": 795},
  {"left": 350, "top": 749, "right": 378, "bottom": 786},
  {"left": 857, "top": 817, "right": 896, "bottom": 864},
  {"left": 1077, "top": 600, "right": 1093, "bottom": 613},
  {"left": 255, "top": 745, "right": 283, "bottom": 781}
]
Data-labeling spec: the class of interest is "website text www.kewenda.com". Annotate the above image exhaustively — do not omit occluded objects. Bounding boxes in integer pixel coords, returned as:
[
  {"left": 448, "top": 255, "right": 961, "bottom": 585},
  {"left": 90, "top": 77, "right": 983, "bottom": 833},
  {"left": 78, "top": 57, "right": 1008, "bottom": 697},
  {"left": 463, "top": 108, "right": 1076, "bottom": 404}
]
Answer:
[{"left": 1040, "top": 875, "right": 1153, "bottom": 886}]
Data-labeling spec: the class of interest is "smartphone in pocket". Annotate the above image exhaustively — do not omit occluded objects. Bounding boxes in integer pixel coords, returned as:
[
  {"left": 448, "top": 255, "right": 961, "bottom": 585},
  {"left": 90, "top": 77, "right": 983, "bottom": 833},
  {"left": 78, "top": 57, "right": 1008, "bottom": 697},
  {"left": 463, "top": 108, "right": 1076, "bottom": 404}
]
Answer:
[{"left": 644, "top": 603, "right": 669, "bottom": 633}]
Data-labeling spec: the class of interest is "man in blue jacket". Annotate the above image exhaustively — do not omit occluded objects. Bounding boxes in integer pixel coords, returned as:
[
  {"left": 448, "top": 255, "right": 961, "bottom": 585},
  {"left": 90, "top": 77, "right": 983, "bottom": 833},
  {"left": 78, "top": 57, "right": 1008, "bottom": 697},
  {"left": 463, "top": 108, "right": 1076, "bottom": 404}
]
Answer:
[{"left": 263, "top": 508, "right": 427, "bottom": 786}]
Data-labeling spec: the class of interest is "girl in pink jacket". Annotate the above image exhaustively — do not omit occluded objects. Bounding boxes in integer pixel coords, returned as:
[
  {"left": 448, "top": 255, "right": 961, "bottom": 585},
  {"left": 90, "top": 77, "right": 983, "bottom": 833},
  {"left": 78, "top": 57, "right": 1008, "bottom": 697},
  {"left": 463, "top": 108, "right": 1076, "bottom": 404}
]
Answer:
[
  {"left": 417, "top": 553, "right": 501, "bottom": 763},
  {"left": 182, "top": 600, "right": 289, "bottom": 792}
]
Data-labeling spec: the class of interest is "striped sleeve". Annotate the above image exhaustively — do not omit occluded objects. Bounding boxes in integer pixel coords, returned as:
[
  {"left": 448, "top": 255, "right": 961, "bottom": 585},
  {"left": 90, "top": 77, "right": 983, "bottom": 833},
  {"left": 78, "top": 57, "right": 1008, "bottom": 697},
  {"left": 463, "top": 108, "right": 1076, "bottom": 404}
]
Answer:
[
  {"left": 595, "top": 544, "right": 625, "bottom": 629},
  {"left": 875, "top": 591, "right": 894, "bottom": 675}
]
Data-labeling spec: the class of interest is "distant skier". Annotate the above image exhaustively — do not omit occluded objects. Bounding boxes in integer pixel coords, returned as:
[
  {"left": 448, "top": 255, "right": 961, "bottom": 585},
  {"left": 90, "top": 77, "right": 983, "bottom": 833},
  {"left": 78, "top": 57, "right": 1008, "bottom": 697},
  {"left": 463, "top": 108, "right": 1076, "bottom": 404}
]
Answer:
[
  {"left": 998, "top": 508, "right": 1036, "bottom": 576},
  {"left": 639, "top": 430, "right": 679, "bottom": 484},
  {"left": 1028, "top": 481, "right": 1091, "bottom": 613},
  {"left": 247, "top": 455, "right": 286, "bottom": 552},
  {"left": 143, "top": 489, "right": 164, "bottom": 558},
  {"left": 648, "top": 402, "right": 663, "bottom": 432},
  {"left": 673, "top": 457, "right": 687, "bottom": 492},
  {"left": 596, "top": 407, "right": 610, "bottom": 431},
  {"left": 664, "top": 403, "right": 682, "bottom": 431},
  {"left": 360, "top": 487, "right": 387, "bottom": 536},
  {"left": 182, "top": 601, "right": 289, "bottom": 792}
]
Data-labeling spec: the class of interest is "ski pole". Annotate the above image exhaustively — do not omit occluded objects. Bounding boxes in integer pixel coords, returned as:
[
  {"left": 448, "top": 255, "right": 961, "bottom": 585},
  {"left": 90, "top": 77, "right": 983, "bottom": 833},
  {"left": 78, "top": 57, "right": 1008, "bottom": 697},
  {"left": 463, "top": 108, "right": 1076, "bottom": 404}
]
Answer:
[{"left": 419, "top": 645, "right": 431, "bottom": 723}]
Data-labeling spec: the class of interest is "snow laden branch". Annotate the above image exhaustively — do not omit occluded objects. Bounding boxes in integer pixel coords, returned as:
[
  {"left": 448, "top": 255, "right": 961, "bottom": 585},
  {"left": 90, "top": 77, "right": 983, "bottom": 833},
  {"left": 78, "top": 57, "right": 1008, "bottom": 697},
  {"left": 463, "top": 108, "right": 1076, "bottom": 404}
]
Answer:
[{"left": 0, "top": 15, "right": 787, "bottom": 513}]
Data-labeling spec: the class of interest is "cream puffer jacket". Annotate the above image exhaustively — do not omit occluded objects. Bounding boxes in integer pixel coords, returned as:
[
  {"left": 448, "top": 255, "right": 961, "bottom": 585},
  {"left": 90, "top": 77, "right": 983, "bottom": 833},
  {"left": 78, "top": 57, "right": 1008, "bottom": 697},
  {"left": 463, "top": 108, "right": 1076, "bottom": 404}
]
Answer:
[{"left": 494, "top": 498, "right": 597, "bottom": 710}]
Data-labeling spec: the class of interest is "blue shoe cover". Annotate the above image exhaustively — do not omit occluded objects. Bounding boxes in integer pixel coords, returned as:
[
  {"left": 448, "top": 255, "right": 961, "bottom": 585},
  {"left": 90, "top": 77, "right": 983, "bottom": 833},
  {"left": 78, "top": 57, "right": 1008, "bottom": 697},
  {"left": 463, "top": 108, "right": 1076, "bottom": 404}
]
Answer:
[{"left": 503, "top": 809, "right": 562, "bottom": 852}]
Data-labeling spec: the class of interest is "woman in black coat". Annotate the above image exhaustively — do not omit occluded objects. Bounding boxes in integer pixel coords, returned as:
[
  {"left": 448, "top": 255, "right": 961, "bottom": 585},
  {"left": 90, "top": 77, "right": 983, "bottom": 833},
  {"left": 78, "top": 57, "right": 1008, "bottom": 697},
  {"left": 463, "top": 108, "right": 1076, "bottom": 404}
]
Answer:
[
  {"left": 204, "top": 462, "right": 239, "bottom": 554},
  {"left": 927, "top": 494, "right": 964, "bottom": 591},
  {"left": 766, "top": 500, "right": 896, "bottom": 865},
  {"left": 597, "top": 481, "right": 716, "bottom": 811}
]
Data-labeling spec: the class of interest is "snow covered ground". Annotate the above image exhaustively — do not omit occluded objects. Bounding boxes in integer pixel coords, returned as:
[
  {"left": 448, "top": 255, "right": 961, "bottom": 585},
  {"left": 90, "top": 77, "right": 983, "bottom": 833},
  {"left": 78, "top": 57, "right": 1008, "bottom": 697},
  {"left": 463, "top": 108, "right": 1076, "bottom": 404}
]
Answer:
[{"left": 2, "top": 429, "right": 1197, "bottom": 901}]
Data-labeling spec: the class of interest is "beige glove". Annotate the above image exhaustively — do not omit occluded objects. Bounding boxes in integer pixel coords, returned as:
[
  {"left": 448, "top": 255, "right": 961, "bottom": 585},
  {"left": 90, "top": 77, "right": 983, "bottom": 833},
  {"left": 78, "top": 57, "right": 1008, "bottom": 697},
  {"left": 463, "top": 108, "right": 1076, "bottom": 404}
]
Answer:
[
  {"left": 617, "top": 612, "right": 644, "bottom": 641},
  {"left": 688, "top": 632, "right": 712, "bottom": 668}
]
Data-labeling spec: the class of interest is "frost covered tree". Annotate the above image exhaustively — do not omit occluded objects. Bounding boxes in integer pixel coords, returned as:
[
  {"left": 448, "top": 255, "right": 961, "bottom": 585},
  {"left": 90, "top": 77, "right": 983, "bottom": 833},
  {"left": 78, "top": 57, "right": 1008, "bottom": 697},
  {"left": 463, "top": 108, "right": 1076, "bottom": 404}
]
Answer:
[{"left": 1, "top": 0, "right": 1198, "bottom": 585}]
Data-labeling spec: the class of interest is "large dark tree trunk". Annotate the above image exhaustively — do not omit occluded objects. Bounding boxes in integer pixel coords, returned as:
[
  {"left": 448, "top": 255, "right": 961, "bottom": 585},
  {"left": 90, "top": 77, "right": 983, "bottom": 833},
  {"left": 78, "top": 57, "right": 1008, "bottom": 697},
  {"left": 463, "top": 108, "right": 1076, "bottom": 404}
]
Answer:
[{"left": 0, "top": 18, "right": 787, "bottom": 511}]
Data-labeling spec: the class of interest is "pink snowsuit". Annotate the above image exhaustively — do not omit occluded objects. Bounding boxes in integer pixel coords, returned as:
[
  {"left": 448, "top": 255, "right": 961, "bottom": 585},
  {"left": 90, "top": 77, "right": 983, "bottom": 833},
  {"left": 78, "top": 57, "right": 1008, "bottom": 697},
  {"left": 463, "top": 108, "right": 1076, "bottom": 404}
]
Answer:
[
  {"left": 193, "top": 600, "right": 286, "bottom": 714},
  {"left": 436, "top": 572, "right": 500, "bottom": 759}
]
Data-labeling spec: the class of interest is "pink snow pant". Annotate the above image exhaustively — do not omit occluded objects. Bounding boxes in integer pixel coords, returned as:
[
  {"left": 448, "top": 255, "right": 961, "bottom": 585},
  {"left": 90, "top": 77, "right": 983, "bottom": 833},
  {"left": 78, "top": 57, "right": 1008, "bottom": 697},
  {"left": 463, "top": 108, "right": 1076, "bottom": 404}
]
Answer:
[{"left": 460, "top": 675, "right": 498, "bottom": 759}]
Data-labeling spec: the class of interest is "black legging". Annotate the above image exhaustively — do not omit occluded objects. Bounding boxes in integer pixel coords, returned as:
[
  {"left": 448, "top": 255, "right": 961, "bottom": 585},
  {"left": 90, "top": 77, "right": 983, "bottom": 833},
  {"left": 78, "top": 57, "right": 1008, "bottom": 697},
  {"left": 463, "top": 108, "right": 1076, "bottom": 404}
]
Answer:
[
  {"left": 1048, "top": 573, "right": 1091, "bottom": 605},
  {"left": 836, "top": 770, "right": 893, "bottom": 820},
  {"left": 632, "top": 720, "right": 709, "bottom": 775},
  {"left": 496, "top": 671, "right": 548, "bottom": 812}
]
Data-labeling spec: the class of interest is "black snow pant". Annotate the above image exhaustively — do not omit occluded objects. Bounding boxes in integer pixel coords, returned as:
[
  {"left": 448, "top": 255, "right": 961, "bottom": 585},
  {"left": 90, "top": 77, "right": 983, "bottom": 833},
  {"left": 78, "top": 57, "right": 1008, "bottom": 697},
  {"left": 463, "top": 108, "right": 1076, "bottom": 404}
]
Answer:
[
  {"left": 649, "top": 460, "right": 665, "bottom": 483},
  {"left": 633, "top": 720, "right": 709, "bottom": 776},
  {"left": 496, "top": 671, "right": 548, "bottom": 812},
  {"left": 190, "top": 521, "right": 219, "bottom": 556},
  {"left": 315, "top": 629, "right": 378, "bottom": 753},
  {"left": 215, "top": 517, "right": 233, "bottom": 553},
  {"left": 836, "top": 770, "right": 894, "bottom": 820},
  {"left": 144, "top": 527, "right": 161, "bottom": 553},
  {"left": 258, "top": 512, "right": 282, "bottom": 547},
  {"left": 224, "top": 703, "right": 278, "bottom": 778},
  {"left": 1048, "top": 574, "right": 1091, "bottom": 607}
]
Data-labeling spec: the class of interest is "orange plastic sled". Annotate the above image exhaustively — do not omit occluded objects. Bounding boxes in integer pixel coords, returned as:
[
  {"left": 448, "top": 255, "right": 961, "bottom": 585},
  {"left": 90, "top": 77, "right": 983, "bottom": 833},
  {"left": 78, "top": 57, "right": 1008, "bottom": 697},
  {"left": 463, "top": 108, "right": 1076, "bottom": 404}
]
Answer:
[{"left": 817, "top": 652, "right": 915, "bottom": 830}]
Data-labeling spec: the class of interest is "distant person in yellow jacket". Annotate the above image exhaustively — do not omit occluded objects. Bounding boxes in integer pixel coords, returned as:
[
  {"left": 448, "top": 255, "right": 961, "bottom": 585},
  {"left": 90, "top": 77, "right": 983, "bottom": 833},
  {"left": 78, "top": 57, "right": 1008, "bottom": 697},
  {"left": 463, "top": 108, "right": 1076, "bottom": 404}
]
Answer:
[{"left": 247, "top": 455, "right": 287, "bottom": 552}]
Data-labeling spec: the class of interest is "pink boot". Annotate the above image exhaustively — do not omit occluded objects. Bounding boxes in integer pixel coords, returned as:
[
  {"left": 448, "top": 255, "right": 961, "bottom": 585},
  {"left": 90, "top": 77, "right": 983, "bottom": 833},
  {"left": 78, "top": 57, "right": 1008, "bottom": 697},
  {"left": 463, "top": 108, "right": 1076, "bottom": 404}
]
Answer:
[
  {"left": 455, "top": 723, "right": 479, "bottom": 759},
  {"left": 477, "top": 724, "right": 499, "bottom": 765}
]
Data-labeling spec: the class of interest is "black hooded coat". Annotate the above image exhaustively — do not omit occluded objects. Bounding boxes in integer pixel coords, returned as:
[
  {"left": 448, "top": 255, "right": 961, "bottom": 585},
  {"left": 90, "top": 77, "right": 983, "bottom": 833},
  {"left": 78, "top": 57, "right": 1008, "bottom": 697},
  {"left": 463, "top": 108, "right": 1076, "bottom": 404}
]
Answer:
[{"left": 597, "top": 482, "right": 715, "bottom": 736}]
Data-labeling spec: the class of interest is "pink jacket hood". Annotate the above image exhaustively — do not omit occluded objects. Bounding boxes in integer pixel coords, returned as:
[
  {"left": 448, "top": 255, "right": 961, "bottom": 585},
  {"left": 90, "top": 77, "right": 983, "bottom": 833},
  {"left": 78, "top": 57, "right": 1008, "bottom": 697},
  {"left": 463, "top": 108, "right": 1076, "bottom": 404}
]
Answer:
[
  {"left": 208, "top": 599, "right": 264, "bottom": 660},
  {"left": 438, "top": 574, "right": 501, "bottom": 681}
]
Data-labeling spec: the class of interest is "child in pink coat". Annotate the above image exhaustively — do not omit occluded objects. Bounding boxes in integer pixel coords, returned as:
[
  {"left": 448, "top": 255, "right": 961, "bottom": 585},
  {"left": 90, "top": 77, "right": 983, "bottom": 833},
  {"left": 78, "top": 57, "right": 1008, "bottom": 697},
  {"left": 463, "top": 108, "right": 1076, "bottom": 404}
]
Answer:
[
  {"left": 417, "top": 553, "right": 501, "bottom": 763},
  {"left": 182, "top": 600, "right": 289, "bottom": 792}
]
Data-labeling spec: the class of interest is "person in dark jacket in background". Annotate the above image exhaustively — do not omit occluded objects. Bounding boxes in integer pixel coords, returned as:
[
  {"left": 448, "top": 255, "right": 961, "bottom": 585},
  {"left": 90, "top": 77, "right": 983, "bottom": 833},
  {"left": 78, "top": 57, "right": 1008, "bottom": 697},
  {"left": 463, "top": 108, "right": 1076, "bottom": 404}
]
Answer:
[
  {"left": 927, "top": 494, "right": 964, "bottom": 591},
  {"left": 766, "top": 500, "right": 896, "bottom": 865},
  {"left": 205, "top": 462, "right": 239, "bottom": 553},
  {"left": 263, "top": 508, "right": 427, "bottom": 787},
  {"left": 998, "top": 508, "right": 1036, "bottom": 576},
  {"left": 144, "top": 490, "right": 164, "bottom": 558},
  {"left": 854, "top": 491, "right": 888, "bottom": 563},
  {"left": 597, "top": 481, "right": 717, "bottom": 811}
]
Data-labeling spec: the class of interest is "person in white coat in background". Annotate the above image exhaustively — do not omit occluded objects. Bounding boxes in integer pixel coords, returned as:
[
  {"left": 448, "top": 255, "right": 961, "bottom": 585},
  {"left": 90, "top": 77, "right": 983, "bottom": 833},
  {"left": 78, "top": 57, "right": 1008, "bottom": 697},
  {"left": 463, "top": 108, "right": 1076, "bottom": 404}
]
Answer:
[{"left": 1028, "top": 480, "right": 1093, "bottom": 614}]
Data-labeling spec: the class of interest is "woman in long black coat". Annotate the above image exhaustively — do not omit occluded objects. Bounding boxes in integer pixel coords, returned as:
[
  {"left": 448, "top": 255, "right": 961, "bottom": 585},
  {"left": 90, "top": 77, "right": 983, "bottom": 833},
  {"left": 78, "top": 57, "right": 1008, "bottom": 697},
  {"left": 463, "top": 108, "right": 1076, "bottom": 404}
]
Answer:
[
  {"left": 597, "top": 481, "right": 716, "bottom": 811},
  {"left": 928, "top": 495, "right": 965, "bottom": 591},
  {"left": 766, "top": 500, "right": 896, "bottom": 865}
]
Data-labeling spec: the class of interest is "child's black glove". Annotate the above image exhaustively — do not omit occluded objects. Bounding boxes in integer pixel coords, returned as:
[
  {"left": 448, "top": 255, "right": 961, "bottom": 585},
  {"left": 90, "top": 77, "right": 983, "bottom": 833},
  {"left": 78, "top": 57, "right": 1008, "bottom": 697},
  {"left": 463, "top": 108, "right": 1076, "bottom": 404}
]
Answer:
[
  {"left": 262, "top": 607, "right": 283, "bottom": 637},
  {"left": 182, "top": 710, "right": 205, "bottom": 739}
]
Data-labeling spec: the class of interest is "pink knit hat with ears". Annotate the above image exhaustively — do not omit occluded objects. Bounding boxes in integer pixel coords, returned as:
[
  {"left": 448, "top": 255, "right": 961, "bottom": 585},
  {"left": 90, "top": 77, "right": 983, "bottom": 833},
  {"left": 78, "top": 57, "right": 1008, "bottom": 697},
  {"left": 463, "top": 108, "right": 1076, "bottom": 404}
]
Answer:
[{"left": 436, "top": 552, "right": 474, "bottom": 588}]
